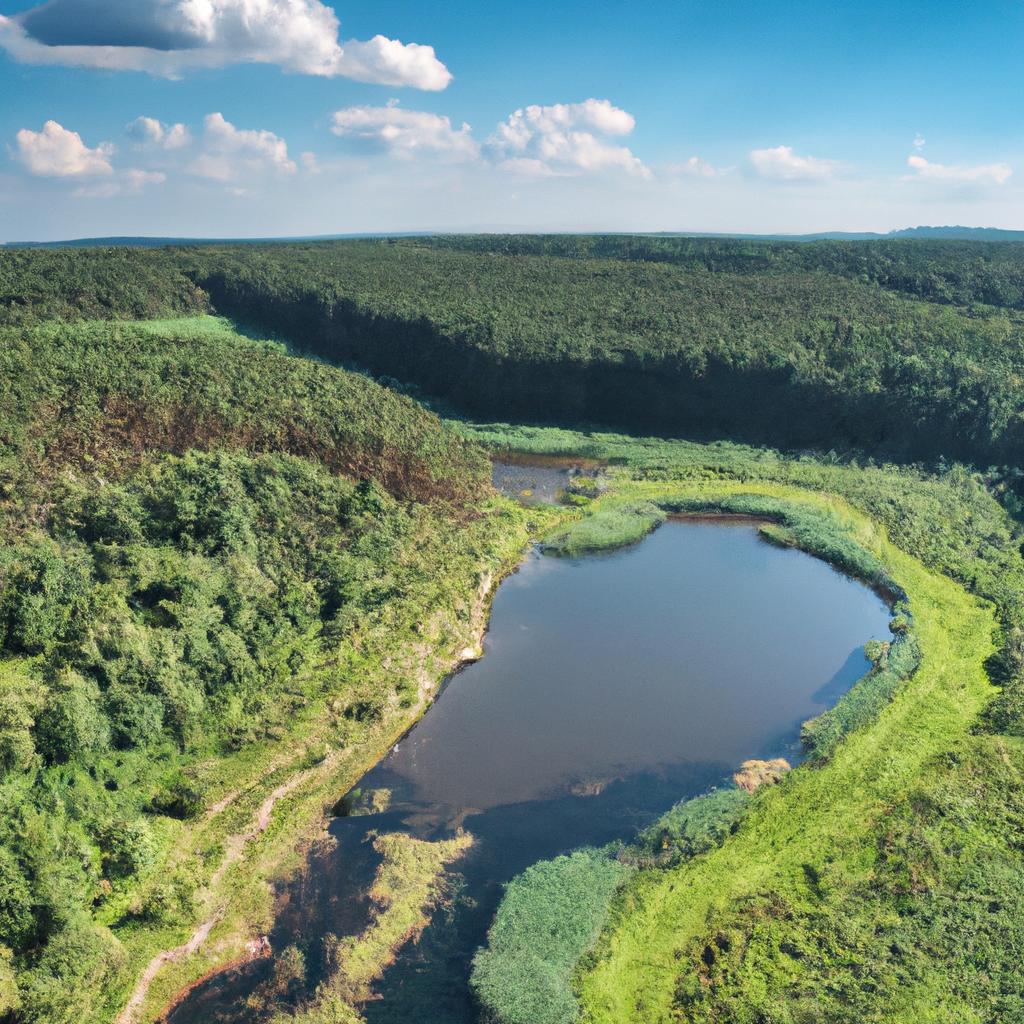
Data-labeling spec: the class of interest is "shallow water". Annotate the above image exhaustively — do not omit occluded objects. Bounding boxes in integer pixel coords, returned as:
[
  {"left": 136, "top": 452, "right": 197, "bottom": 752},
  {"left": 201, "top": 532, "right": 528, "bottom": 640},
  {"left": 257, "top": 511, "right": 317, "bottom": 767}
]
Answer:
[
  {"left": 490, "top": 459, "right": 575, "bottom": 503},
  {"left": 170, "top": 520, "right": 891, "bottom": 1024}
]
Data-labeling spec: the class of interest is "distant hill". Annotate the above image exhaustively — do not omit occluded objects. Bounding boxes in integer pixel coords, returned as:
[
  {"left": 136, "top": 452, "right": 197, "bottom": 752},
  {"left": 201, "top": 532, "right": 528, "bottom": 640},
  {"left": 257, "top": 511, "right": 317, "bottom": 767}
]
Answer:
[{"left": 5, "top": 226, "right": 1024, "bottom": 248}]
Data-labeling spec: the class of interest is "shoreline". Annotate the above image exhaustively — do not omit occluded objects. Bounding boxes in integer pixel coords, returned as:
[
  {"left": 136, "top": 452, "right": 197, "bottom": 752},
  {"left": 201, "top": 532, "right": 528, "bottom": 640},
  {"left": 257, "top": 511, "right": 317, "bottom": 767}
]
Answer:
[{"left": 117, "top": 527, "right": 541, "bottom": 1024}]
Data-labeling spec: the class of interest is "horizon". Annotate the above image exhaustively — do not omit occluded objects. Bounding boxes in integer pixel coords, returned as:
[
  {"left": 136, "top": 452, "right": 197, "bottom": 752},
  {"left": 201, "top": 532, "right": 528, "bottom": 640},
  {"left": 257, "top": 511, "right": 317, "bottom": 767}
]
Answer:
[
  {"left": 6, "top": 224, "right": 1024, "bottom": 248},
  {"left": 2, "top": 1, "right": 1023, "bottom": 238}
]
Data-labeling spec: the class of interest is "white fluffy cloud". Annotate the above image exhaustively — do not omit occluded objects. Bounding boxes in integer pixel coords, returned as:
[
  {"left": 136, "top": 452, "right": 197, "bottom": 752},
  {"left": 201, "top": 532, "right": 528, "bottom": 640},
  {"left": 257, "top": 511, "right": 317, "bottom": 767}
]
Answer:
[
  {"left": 189, "top": 113, "right": 297, "bottom": 182},
  {"left": 127, "top": 116, "right": 191, "bottom": 150},
  {"left": 330, "top": 104, "right": 479, "bottom": 160},
  {"left": 15, "top": 119, "right": 114, "bottom": 176},
  {"left": 749, "top": 145, "right": 838, "bottom": 181},
  {"left": 489, "top": 99, "right": 649, "bottom": 178},
  {"left": 906, "top": 154, "right": 1012, "bottom": 186},
  {"left": 0, "top": 0, "right": 451, "bottom": 89}
]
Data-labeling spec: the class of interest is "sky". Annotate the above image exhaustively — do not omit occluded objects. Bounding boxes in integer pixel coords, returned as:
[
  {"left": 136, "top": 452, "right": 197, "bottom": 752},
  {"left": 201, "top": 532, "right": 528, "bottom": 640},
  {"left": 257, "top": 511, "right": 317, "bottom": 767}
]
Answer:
[{"left": 1, "top": 0, "right": 1022, "bottom": 240}]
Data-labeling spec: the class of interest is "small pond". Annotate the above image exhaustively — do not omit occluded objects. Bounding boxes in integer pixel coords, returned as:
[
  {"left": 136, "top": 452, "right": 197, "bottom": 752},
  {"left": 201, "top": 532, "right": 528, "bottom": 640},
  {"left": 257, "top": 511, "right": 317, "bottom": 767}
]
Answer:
[{"left": 170, "top": 512, "right": 891, "bottom": 1024}]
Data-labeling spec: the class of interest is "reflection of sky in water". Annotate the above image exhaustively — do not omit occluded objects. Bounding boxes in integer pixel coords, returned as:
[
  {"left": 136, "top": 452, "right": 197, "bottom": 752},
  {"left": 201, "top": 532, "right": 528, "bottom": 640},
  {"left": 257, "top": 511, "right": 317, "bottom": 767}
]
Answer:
[{"left": 365, "top": 520, "right": 892, "bottom": 815}]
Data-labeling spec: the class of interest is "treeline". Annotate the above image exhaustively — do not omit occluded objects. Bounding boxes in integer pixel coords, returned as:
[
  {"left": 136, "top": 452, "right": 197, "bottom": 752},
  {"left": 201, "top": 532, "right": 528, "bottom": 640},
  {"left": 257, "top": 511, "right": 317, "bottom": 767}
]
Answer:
[{"left": 421, "top": 234, "right": 1024, "bottom": 309}]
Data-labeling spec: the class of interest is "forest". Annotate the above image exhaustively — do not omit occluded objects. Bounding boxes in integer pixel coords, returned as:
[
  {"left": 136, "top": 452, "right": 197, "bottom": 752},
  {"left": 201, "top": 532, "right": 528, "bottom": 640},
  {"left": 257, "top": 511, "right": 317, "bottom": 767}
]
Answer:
[
  {"left": 0, "top": 236, "right": 1023, "bottom": 1023},
  {"left": 7, "top": 237, "right": 1024, "bottom": 466}
]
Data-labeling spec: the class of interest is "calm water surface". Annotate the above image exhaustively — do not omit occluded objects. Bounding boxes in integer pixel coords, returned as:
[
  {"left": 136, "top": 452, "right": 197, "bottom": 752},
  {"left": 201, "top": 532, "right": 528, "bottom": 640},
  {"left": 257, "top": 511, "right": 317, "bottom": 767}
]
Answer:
[{"left": 171, "top": 520, "right": 890, "bottom": 1024}]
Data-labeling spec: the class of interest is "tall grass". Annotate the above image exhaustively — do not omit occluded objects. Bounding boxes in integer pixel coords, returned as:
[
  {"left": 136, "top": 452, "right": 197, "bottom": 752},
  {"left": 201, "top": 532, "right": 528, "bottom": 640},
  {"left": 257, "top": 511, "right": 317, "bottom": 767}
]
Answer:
[
  {"left": 471, "top": 850, "right": 629, "bottom": 1024},
  {"left": 542, "top": 502, "right": 666, "bottom": 556}
]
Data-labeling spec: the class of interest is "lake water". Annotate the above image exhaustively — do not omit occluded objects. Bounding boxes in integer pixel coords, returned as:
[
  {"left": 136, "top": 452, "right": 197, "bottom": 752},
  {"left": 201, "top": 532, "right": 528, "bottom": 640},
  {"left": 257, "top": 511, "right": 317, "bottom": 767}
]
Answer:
[{"left": 170, "top": 519, "right": 891, "bottom": 1024}]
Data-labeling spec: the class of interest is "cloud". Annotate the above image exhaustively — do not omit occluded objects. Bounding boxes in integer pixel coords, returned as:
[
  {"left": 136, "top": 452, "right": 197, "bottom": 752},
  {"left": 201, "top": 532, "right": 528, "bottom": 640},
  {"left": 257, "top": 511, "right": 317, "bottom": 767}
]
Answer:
[
  {"left": 14, "top": 119, "right": 114, "bottom": 176},
  {"left": 671, "top": 155, "right": 719, "bottom": 178},
  {"left": 0, "top": 0, "right": 452, "bottom": 89},
  {"left": 905, "top": 154, "right": 1012, "bottom": 186},
  {"left": 749, "top": 145, "right": 838, "bottom": 181},
  {"left": 127, "top": 115, "right": 191, "bottom": 150},
  {"left": 913, "top": 133, "right": 926, "bottom": 150},
  {"left": 73, "top": 168, "right": 166, "bottom": 198},
  {"left": 489, "top": 99, "right": 649, "bottom": 178},
  {"left": 330, "top": 104, "right": 479, "bottom": 160},
  {"left": 334, "top": 35, "right": 451, "bottom": 91},
  {"left": 189, "top": 112, "right": 296, "bottom": 182}
]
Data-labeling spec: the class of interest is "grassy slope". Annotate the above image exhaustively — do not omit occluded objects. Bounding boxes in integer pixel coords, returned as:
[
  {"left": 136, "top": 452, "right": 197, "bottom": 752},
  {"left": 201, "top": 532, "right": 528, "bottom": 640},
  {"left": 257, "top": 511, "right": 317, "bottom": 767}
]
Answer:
[{"left": 575, "top": 481, "right": 995, "bottom": 1023}]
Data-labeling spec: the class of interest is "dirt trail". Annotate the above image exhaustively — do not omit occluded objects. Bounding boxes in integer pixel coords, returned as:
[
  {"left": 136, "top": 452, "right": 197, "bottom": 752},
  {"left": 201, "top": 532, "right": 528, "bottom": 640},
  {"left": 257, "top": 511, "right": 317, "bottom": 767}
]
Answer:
[
  {"left": 114, "top": 751, "right": 339, "bottom": 1024},
  {"left": 116, "top": 566, "right": 502, "bottom": 1024}
]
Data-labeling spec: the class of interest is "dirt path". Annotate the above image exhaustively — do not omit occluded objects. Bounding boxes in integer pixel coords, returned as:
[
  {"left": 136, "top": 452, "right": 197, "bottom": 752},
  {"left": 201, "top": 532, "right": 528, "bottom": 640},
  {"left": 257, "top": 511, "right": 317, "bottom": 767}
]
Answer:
[
  {"left": 116, "top": 566, "right": 503, "bottom": 1024},
  {"left": 114, "top": 751, "right": 340, "bottom": 1024}
]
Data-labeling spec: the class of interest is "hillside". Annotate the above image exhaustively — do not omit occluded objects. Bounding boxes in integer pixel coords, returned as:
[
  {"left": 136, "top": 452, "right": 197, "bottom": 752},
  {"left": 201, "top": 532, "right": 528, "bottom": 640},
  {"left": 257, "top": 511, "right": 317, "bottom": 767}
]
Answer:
[{"left": 0, "top": 310, "right": 526, "bottom": 1022}]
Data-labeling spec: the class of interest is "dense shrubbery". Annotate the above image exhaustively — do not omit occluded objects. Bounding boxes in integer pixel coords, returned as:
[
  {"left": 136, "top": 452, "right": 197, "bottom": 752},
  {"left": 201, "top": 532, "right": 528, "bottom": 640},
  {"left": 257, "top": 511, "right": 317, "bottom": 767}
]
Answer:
[{"left": 0, "top": 313, "right": 511, "bottom": 1019}]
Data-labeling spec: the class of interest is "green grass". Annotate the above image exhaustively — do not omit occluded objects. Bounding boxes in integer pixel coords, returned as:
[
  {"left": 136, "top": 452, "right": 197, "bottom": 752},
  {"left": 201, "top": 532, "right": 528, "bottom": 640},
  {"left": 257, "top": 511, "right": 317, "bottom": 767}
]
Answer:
[
  {"left": 572, "top": 480, "right": 996, "bottom": 1023},
  {"left": 541, "top": 501, "right": 666, "bottom": 556}
]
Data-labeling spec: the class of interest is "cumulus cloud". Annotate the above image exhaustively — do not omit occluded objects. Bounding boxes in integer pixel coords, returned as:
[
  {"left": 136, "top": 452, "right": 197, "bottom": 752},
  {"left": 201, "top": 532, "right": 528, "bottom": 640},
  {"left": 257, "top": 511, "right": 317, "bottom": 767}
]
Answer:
[
  {"left": 330, "top": 104, "right": 479, "bottom": 160},
  {"left": 189, "top": 112, "right": 296, "bottom": 182},
  {"left": 127, "top": 115, "right": 191, "bottom": 149},
  {"left": 748, "top": 145, "right": 838, "bottom": 181},
  {"left": 913, "top": 133, "right": 926, "bottom": 150},
  {"left": 489, "top": 99, "right": 649, "bottom": 178},
  {"left": 14, "top": 119, "right": 114, "bottom": 176},
  {"left": 0, "top": 0, "right": 452, "bottom": 89},
  {"left": 905, "top": 154, "right": 1012, "bottom": 186}
]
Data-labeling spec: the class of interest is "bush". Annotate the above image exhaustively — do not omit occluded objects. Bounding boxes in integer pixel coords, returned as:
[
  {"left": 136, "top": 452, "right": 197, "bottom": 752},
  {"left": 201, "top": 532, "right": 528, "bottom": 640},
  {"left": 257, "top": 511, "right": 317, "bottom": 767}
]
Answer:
[{"left": 33, "top": 672, "right": 110, "bottom": 765}]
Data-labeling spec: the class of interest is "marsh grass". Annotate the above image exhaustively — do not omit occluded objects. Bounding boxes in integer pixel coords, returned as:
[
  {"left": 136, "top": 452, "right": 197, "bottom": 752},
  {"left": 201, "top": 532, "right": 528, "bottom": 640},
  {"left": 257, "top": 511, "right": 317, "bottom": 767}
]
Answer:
[
  {"left": 541, "top": 502, "right": 666, "bottom": 556},
  {"left": 471, "top": 850, "right": 629, "bottom": 1024}
]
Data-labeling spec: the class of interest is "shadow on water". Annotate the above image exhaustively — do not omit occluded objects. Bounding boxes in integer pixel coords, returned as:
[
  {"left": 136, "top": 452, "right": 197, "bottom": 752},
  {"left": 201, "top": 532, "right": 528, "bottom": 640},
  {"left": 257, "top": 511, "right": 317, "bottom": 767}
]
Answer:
[{"left": 168, "top": 514, "right": 891, "bottom": 1024}]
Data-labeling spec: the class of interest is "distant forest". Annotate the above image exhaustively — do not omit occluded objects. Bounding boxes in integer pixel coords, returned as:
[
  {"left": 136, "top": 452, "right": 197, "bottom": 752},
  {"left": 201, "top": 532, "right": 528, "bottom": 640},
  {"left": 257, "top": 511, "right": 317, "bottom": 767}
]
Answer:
[{"left": 3, "top": 235, "right": 1024, "bottom": 466}]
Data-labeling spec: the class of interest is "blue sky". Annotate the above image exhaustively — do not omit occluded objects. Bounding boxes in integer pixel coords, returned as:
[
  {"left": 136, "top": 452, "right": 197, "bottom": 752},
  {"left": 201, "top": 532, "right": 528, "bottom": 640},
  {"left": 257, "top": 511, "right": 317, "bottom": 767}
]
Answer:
[{"left": 1, "top": 0, "right": 1021, "bottom": 240}]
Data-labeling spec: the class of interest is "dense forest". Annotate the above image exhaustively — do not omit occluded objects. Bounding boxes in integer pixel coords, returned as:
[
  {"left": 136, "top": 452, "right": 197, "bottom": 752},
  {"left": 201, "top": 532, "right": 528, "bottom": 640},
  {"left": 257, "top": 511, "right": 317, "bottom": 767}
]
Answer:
[{"left": 7, "top": 236, "right": 1024, "bottom": 466}]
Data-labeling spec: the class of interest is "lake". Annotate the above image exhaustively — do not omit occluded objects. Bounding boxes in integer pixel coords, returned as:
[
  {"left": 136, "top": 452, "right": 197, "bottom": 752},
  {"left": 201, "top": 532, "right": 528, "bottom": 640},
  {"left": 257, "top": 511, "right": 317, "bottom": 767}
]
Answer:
[{"left": 170, "top": 517, "right": 891, "bottom": 1024}]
